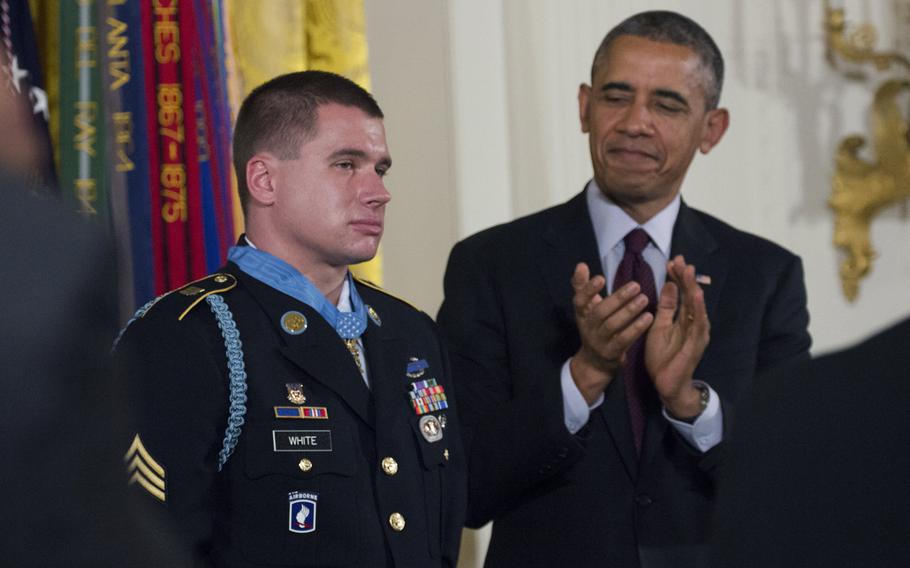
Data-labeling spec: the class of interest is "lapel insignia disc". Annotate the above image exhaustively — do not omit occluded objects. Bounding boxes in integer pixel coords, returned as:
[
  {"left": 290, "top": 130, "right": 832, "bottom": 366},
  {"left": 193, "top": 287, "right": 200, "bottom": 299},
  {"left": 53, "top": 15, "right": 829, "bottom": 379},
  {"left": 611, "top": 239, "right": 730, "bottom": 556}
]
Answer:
[
  {"left": 288, "top": 491, "right": 318, "bottom": 533},
  {"left": 367, "top": 305, "right": 382, "bottom": 326},
  {"left": 408, "top": 378, "right": 448, "bottom": 415},
  {"left": 274, "top": 406, "right": 329, "bottom": 419},
  {"left": 281, "top": 311, "right": 308, "bottom": 335},
  {"left": 406, "top": 357, "right": 428, "bottom": 378},
  {"left": 286, "top": 383, "right": 306, "bottom": 405},
  {"left": 419, "top": 415, "right": 444, "bottom": 443}
]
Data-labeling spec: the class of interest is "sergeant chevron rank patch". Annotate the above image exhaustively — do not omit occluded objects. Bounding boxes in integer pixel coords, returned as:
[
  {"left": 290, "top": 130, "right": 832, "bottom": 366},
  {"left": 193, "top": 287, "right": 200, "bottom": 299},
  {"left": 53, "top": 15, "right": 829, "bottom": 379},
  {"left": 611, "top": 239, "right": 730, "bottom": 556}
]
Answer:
[{"left": 124, "top": 434, "right": 166, "bottom": 502}]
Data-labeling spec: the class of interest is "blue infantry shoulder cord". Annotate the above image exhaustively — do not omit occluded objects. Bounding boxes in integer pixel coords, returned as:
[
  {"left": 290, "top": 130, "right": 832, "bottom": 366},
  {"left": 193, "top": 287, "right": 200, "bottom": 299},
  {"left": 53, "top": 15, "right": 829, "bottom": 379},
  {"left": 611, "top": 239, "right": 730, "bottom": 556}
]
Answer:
[
  {"left": 112, "top": 293, "right": 249, "bottom": 471},
  {"left": 206, "top": 294, "right": 249, "bottom": 471}
]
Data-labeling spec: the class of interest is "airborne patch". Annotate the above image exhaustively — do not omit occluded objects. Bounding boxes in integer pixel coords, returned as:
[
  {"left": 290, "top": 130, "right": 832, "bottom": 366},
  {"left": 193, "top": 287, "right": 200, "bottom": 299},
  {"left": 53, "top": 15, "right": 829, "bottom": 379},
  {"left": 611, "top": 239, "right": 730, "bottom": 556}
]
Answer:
[
  {"left": 289, "top": 491, "right": 318, "bottom": 533},
  {"left": 124, "top": 434, "right": 166, "bottom": 502}
]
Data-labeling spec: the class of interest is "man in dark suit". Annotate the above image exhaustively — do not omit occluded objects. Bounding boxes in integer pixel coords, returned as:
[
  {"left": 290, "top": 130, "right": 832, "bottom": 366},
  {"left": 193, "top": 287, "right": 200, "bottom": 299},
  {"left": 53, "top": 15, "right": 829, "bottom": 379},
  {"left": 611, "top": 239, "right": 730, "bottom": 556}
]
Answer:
[
  {"left": 437, "top": 11, "right": 810, "bottom": 567},
  {"left": 712, "top": 316, "right": 910, "bottom": 567},
  {"left": 115, "top": 71, "right": 466, "bottom": 566}
]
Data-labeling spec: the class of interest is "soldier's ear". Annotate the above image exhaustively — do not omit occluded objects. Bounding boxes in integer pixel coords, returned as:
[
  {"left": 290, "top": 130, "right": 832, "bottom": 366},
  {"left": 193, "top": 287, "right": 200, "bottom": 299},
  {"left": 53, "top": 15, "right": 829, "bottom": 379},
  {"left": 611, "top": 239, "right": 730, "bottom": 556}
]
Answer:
[{"left": 246, "top": 153, "right": 278, "bottom": 206}]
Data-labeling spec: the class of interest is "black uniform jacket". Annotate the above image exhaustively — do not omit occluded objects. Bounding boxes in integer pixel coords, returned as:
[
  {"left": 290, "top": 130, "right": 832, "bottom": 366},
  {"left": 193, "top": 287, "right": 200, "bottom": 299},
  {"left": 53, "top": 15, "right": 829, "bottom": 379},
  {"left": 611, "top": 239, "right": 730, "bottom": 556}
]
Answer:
[
  {"left": 437, "top": 191, "right": 811, "bottom": 568},
  {"left": 115, "top": 263, "right": 466, "bottom": 567},
  {"left": 712, "top": 316, "right": 910, "bottom": 568}
]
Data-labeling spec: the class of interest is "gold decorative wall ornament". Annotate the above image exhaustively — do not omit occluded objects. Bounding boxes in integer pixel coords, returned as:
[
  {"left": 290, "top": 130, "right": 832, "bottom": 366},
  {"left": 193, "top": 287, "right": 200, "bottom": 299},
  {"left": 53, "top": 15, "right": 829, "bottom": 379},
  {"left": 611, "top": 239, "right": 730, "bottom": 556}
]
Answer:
[
  {"left": 824, "top": 4, "right": 910, "bottom": 72},
  {"left": 824, "top": 1, "right": 910, "bottom": 301}
]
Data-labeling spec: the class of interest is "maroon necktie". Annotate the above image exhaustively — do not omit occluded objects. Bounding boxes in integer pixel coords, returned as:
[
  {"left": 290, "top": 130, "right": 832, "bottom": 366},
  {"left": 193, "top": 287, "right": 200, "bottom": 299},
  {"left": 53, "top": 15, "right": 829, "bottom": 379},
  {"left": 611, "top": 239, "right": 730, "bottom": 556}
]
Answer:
[{"left": 612, "top": 228, "right": 658, "bottom": 454}]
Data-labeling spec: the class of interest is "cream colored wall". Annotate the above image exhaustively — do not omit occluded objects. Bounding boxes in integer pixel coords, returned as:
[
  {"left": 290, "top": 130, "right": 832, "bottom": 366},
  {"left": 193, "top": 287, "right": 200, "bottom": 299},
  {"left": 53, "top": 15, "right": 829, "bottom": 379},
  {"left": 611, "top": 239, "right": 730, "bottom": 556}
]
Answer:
[
  {"left": 365, "top": 1, "right": 910, "bottom": 566},
  {"left": 362, "top": 0, "right": 459, "bottom": 315}
]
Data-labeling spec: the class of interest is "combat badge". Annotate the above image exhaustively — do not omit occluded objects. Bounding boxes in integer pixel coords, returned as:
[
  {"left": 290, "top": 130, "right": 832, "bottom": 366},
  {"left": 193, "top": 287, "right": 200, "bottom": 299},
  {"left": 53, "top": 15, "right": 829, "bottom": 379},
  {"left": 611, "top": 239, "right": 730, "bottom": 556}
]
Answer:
[
  {"left": 288, "top": 491, "right": 318, "bottom": 533},
  {"left": 281, "top": 311, "right": 308, "bottom": 335},
  {"left": 408, "top": 377, "right": 448, "bottom": 415},
  {"left": 406, "top": 357, "right": 428, "bottom": 378},
  {"left": 419, "top": 415, "right": 444, "bottom": 443},
  {"left": 124, "top": 434, "right": 166, "bottom": 502},
  {"left": 286, "top": 383, "right": 306, "bottom": 405}
]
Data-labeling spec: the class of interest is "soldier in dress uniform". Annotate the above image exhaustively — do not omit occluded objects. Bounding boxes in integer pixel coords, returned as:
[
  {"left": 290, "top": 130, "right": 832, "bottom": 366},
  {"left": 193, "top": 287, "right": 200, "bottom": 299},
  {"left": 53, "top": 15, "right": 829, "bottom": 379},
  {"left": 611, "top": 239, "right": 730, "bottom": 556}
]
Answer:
[{"left": 114, "top": 70, "right": 465, "bottom": 567}]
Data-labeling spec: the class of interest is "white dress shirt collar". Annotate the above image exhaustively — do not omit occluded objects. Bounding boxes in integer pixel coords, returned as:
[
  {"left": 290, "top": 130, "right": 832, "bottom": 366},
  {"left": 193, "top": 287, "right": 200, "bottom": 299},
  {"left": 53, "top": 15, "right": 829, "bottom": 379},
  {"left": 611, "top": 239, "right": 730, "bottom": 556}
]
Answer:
[{"left": 585, "top": 180, "right": 680, "bottom": 258}]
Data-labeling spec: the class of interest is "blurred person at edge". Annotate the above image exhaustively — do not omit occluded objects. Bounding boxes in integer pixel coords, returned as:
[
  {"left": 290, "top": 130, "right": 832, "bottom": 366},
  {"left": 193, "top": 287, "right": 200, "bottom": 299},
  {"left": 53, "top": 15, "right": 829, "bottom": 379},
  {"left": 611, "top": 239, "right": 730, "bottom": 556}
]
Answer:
[
  {"left": 712, "top": 315, "right": 910, "bottom": 567},
  {"left": 0, "top": 81, "right": 192, "bottom": 565}
]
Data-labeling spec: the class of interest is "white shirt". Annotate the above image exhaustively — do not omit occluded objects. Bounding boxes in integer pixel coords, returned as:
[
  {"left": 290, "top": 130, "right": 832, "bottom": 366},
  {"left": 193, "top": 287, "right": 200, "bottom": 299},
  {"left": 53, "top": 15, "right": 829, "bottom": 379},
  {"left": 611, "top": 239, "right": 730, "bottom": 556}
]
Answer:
[{"left": 559, "top": 181, "right": 722, "bottom": 452}]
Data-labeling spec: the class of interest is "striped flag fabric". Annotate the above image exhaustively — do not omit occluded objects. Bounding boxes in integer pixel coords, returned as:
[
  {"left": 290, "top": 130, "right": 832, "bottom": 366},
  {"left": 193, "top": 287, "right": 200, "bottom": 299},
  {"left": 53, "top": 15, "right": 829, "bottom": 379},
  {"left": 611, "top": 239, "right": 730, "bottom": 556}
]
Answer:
[
  {"left": 1, "top": 0, "right": 57, "bottom": 192},
  {"left": 25, "top": 1, "right": 372, "bottom": 317}
]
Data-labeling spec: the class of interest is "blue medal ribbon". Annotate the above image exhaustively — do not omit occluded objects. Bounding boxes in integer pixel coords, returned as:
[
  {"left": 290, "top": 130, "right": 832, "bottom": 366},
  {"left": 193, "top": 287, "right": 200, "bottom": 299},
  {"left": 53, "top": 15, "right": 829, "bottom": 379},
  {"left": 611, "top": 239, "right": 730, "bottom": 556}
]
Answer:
[{"left": 227, "top": 246, "right": 367, "bottom": 340}]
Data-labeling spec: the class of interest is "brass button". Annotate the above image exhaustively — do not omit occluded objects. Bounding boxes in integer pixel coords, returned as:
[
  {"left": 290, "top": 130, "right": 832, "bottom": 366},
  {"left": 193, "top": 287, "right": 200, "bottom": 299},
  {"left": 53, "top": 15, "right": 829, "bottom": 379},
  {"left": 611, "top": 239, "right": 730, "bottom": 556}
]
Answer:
[
  {"left": 298, "top": 458, "right": 313, "bottom": 472},
  {"left": 381, "top": 457, "right": 399, "bottom": 476},
  {"left": 214, "top": 274, "right": 228, "bottom": 283},
  {"left": 389, "top": 512, "right": 406, "bottom": 532}
]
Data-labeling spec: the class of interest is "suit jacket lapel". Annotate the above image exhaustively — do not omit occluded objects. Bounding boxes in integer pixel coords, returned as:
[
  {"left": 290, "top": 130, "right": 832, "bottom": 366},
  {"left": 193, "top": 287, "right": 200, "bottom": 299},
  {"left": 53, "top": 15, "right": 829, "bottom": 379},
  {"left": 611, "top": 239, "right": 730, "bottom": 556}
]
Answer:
[
  {"left": 232, "top": 267, "right": 375, "bottom": 427},
  {"left": 639, "top": 404, "right": 669, "bottom": 476},
  {"left": 637, "top": 202, "right": 726, "bottom": 469},
  {"left": 598, "top": 373, "right": 640, "bottom": 480},
  {"left": 538, "top": 191, "right": 640, "bottom": 481},
  {"left": 669, "top": 202, "right": 726, "bottom": 325},
  {"left": 360, "top": 305, "right": 410, "bottom": 429},
  {"left": 539, "top": 191, "right": 604, "bottom": 324}
]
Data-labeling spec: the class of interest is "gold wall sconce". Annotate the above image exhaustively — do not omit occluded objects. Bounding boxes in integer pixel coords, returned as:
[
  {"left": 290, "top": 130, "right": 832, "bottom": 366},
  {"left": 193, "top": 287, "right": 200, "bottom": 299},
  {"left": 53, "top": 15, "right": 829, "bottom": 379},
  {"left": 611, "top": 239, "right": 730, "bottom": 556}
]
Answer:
[{"left": 824, "top": 0, "right": 910, "bottom": 301}]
